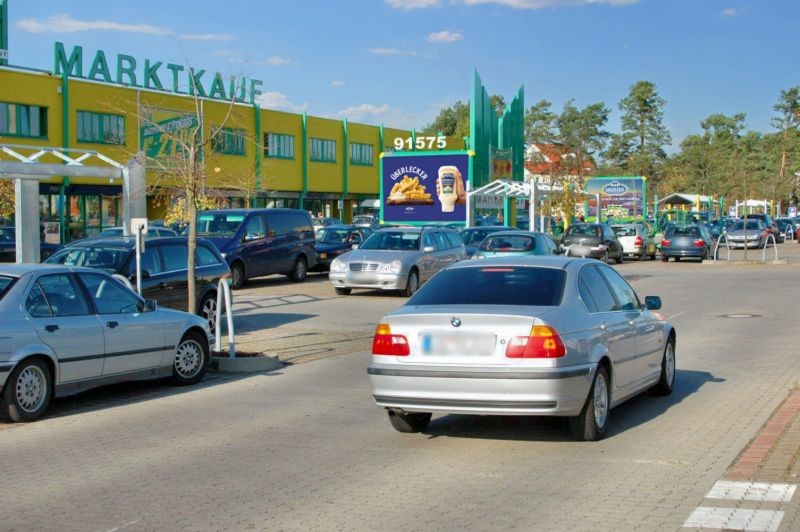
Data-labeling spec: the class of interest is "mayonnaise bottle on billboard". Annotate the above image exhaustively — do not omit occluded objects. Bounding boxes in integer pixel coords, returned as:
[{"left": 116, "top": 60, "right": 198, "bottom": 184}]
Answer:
[{"left": 437, "top": 166, "right": 460, "bottom": 212}]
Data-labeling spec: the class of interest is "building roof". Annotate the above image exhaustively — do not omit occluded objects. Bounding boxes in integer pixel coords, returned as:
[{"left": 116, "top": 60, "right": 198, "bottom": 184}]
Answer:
[
  {"left": 657, "top": 193, "right": 714, "bottom": 206},
  {"left": 524, "top": 143, "right": 594, "bottom": 176}
]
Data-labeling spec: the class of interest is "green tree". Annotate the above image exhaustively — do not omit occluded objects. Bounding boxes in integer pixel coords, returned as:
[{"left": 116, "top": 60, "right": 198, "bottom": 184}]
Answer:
[
  {"left": 605, "top": 81, "right": 671, "bottom": 181},
  {"left": 423, "top": 95, "right": 507, "bottom": 139},
  {"left": 524, "top": 99, "right": 557, "bottom": 145},
  {"left": 0, "top": 181, "right": 14, "bottom": 220},
  {"left": 771, "top": 87, "right": 800, "bottom": 204}
]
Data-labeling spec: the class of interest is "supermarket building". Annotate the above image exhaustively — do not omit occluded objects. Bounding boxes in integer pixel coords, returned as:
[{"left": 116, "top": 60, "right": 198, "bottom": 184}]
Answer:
[{"left": 0, "top": 11, "right": 460, "bottom": 241}]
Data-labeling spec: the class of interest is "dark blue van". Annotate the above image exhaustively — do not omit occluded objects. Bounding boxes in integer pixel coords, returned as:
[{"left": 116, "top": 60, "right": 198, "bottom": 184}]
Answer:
[{"left": 193, "top": 208, "right": 317, "bottom": 288}]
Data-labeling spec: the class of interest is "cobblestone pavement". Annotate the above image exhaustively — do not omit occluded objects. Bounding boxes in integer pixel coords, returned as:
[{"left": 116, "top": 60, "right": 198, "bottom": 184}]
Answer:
[{"left": 1, "top": 246, "right": 800, "bottom": 530}]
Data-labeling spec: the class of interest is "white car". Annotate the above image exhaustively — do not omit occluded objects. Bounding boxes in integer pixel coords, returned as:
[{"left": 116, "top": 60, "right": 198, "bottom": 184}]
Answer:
[
  {"left": 611, "top": 224, "right": 657, "bottom": 260},
  {"left": 0, "top": 264, "right": 212, "bottom": 422}
]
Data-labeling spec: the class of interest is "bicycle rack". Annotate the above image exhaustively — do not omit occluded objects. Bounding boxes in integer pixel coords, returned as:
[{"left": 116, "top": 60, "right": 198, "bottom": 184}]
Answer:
[
  {"left": 215, "top": 278, "right": 236, "bottom": 358},
  {"left": 762, "top": 234, "right": 778, "bottom": 262},
  {"left": 713, "top": 234, "right": 731, "bottom": 261}
]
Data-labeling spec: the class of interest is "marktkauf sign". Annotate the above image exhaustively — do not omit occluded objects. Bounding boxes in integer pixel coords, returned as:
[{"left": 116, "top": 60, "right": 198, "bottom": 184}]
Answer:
[{"left": 52, "top": 42, "right": 263, "bottom": 105}]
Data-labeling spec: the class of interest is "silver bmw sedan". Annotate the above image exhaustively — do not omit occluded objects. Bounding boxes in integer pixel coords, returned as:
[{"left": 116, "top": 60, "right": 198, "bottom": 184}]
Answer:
[{"left": 367, "top": 256, "right": 675, "bottom": 441}]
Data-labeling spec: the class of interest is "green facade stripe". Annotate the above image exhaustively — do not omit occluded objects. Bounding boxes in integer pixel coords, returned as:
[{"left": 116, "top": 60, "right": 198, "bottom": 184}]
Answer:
[
  {"left": 342, "top": 118, "right": 349, "bottom": 197},
  {"left": 301, "top": 112, "right": 308, "bottom": 208},
  {"left": 0, "top": 0, "right": 8, "bottom": 66},
  {"left": 253, "top": 103, "right": 262, "bottom": 206},
  {"left": 61, "top": 72, "right": 70, "bottom": 242}
]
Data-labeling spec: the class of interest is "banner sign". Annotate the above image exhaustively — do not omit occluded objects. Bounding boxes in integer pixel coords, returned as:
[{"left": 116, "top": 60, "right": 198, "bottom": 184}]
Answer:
[
  {"left": 381, "top": 152, "right": 470, "bottom": 223},
  {"left": 490, "top": 148, "right": 512, "bottom": 180},
  {"left": 141, "top": 109, "right": 199, "bottom": 166},
  {"left": 584, "top": 177, "right": 646, "bottom": 221}
]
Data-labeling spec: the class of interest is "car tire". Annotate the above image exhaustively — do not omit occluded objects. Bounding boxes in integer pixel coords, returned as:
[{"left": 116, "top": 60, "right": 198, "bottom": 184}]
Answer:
[
  {"left": 675, "top": 256, "right": 681, "bottom": 262},
  {"left": 288, "top": 256, "right": 307, "bottom": 283},
  {"left": 231, "top": 262, "right": 245, "bottom": 290},
  {"left": 569, "top": 365, "right": 610, "bottom": 441},
  {"left": 649, "top": 338, "right": 676, "bottom": 396},
  {"left": 334, "top": 287, "right": 352, "bottom": 296},
  {"left": 388, "top": 410, "right": 431, "bottom": 433},
  {"left": 171, "top": 331, "right": 209, "bottom": 386},
  {"left": 602, "top": 250, "right": 609, "bottom": 264},
  {"left": 615, "top": 251, "right": 623, "bottom": 264},
  {"left": 198, "top": 292, "right": 218, "bottom": 332},
  {"left": 402, "top": 270, "right": 419, "bottom": 297},
  {"left": 661, "top": 255, "right": 668, "bottom": 262},
  {"left": 0, "top": 357, "right": 52, "bottom": 423}
]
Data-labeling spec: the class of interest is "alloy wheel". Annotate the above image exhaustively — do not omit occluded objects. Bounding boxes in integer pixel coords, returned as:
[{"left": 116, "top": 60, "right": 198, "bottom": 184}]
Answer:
[
  {"left": 174, "top": 339, "right": 204, "bottom": 379},
  {"left": 593, "top": 372, "right": 609, "bottom": 429},
  {"left": 15, "top": 365, "right": 47, "bottom": 414}
]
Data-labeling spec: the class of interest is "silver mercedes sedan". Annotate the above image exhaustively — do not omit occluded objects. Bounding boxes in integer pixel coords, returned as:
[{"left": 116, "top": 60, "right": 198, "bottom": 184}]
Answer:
[
  {"left": 0, "top": 264, "right": 212, "bottom": 422},
  {"left": 329, "top": 226, "right": 466, "bottom": 297},
  {"left": 367, "top": 256, "right": 676, "bottom": 441}
]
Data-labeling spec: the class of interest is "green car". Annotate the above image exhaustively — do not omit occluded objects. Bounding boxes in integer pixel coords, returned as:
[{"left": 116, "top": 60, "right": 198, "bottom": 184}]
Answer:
[{"left": 472, "top": 231, "right": 560, "bottom": 259}]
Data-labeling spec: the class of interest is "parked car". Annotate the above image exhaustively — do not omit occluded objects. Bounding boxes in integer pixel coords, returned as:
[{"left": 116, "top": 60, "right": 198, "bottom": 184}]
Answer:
[
  {"left": 725, "top": 219, "right": 769, "bottom": 250},
  {"left": 99, "top": 226, "right": 177, "bottom": 238},
  {"left": 0, "top": 264, "right": 211, "bottom": 422},
  {"left": 367, "top": 256, "right": 675, "bottom": 441},
  {"left": 611, "top": 224, "right": 657, "bottom": 261},
  {"left": 472, "top": 231, "right": 559, "bottom": 259},
  {"left": 742, "top": 213, "right": 780, "bottom": 243},
  {"left": 0, "top": 226, "right": 61, "bottom": 263},
  {"left": 560, "top": 223, "right": 623, "bottom": 264},
  {"left": 352, "top": 214, "right": 379, "bottom": 230},
  {"left": 775, "top": 217, "right": 796, "bottom": 241},
  {"left": 329, "top": 226, "right": 465, "bottom": 296},
  {"left": 459, "top": 226, "right": 507, "bottom": 257},
  {"left": 313, "top": 225, "right": 373, "bottom": 271},
  {"left": 43, "top": 237, "right": 229, "bottom": 330},
  {"left": 190, "top": 208, "right": 317, "bottom": 288},
  {"left": 312, "top": 216, "right": 339, "bottom": 233},
  {"left": 660, "top": 224, "right": 714, "bottom": 261}
]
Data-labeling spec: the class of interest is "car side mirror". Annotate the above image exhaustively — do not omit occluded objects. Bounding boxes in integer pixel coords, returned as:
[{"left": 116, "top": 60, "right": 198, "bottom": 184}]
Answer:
[
  {"left": 144, "top": 299, "right": 158, "bottom": 312},
  {"left": 129, "top": 269, "right": 151, "bottom": 280},
  {"left": 351, "top": 243, "right": 359, "bottom": 250},
  {"left": 644, "top": 296, "right": 662, "bottom": 310},
  {"left": 423, "top": 245, "right": 435, "bottom": 253}
]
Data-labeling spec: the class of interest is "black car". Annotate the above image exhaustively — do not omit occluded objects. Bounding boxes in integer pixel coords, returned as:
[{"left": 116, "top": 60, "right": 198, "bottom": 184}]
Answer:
[
  {"left": 660, "top": 224, "right": 714, "bottom": 262},
  {"left": 44, "top": 236, "right": 230, "bottom": 329},
  {"left": 313, "top": 225, "right": 373, "bottom": 271},
  {"left": 775, "top": 217, "right": 796, "bottom": 241},
  {"left": 0, "top": 226, "right": 61, "bottom": 263},
  {"left": 560, "top": 223, "right": 624, "bottom": 264}
]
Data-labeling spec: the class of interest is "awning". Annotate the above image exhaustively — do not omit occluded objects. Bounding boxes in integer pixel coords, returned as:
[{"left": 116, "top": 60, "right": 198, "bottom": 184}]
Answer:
[{"left": 359, "top": 199, "right": 380, "bottom": 208}]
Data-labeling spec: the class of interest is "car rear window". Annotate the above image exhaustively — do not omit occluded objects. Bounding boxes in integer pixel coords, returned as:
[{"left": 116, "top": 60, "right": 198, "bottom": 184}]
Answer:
[
  {"left": 566, "top": 225, "right": 600, "bottom": 237},
  {"left": 45, "top": 246, "right": 130, "bottom": 271},
  {"left": 480, "top": 235, "right": 536, "bottom": 252},
  {"left": 732, "top": 220, "right": 762, "bottom": 231},
  {"left": 407, "top": 266, "right": 565, "bottom": 306},
  {"left": 0, "top": 275, "right": 15, "bottom": 300},
  {"left": 667, "top": 226, "right": 700, "bottom": 237},
  {"left": 612, "top": 226, "right": 636, "bottom": 237}
]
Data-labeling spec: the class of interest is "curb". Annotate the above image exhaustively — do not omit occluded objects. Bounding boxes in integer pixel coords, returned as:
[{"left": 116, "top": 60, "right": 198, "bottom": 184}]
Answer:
[{"left": 211, "top": 354, "right": 282, "bottom": 373}]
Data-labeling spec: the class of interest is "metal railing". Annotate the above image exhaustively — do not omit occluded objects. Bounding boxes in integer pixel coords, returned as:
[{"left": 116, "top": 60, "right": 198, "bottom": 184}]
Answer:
[
  {"left": 214, "top": 278, "right": 236, "bottom": 358},
  {"left": 713, "top": 233, "right": 778, "bottom": 262}
]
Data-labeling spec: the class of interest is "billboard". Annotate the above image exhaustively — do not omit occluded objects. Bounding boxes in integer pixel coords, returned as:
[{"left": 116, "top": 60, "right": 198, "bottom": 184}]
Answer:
[
  {"left": 584, "top": 177, "right": 646, "bottom": 222},
  {"left": 381, "top": 152, "right": 470, "bottom": 224},
  {"left": 140, "top": 108, "right": 200, "bottom": 168}
]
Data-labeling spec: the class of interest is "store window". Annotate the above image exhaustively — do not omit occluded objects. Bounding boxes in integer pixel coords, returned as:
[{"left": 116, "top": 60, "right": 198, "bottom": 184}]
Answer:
[
  {"left": 86, "top": 196, "right": 101, "bottom": 237},
  {"left": 264, "top": 133, "right": 295, "bottom": 159},
  {"left": 0, "top": 102, "right": 48, "bottom": 138},
  {"left": 310, "top": 138, "right": 336, "bottom": 162},
  {"left": 212, "top": 127, "right": 246, "bottom": 155},
  {"left": 349, "top": 143, "right": 374, "bottom": 166},
  {"left": 76, "top": 111, "right": 125, "bottom": 145}
]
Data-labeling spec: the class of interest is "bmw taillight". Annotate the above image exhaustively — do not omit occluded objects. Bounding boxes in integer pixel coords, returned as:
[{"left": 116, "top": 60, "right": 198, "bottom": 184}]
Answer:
[
  {"left": 372, "top": 323, "right": 410, "bottom": 356},
  {"left": 634, "top": 236, "right": 643, "bottom": 247},
  {"left": 661, "top": 239, "right": 671, "bottom": 247},
  {"left": 693, "top": 239, "right": 705, "bottom": 247},
  {"left": 506, "top": 325, "right": 566, "bottom": 358}
]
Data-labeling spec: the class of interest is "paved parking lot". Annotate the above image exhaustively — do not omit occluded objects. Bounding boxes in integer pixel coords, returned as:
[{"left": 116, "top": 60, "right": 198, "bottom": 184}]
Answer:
[{"left": 2, "top": 243, "right": 800, "bottom": 530}]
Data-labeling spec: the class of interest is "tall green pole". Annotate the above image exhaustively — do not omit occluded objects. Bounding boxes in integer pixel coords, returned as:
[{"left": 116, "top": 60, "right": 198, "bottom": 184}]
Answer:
[
  {"left": 60, "top": 72, "right": 70, "bottom": 242},
  {"left": 300, "top": 112, "right": 308, "bottom": 209},
  {"left": 0, "top": 0, "right": 8, "bottom": 66},
  {"left": 341, "top": 118, "right": 348, "bottom": 222},
  {"left": 253, "top": 103, "right": 262, "bottom": 207}
]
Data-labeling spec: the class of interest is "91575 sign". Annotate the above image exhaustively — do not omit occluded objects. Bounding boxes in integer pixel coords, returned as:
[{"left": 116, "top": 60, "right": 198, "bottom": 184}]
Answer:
[{"left": 394, "top": 136, "right": 446, "bottom": 150}]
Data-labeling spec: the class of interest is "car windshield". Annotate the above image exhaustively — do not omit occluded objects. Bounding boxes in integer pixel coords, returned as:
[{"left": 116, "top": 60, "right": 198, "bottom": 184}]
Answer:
[
  {"left": 0, "top": 227, "right": 13, "bottom": 243},
  {"left": 360, "top": 231, "right": 420, "bottom": 251},
  {"left": 667, "top": 226, "right": 700, "bottom": 236},
  {"left": 408, "top": 266, "right": 565, "bottom": 306},
  {"left": 192, "top": 213, "right": 245, "bottom": 236},
  {"left": 461, "top": 229, "right": 495, "bottom": 246},
  {"left": 612, "top": 225, "right": 637, "bottom": 237},
  {"left": 318, "top": 228, "right": 351, "bottom": 244},
  {"left": 566, "top": 225, "right": 600, "bottom": 237},
  {"left": 353, "top": 216, "right": 373, "bottom": 225},
  {"left": 480, "top": 235, "right": 536, "bottom": 252},
  {"left": 44, "top": 246, "right": 130, "bottom": 272},
  {"left": 0, "top": 275, "right": 15, "bottom": 300},
  {"left": 732, "top": 220, "right": 762, "bottom": 231}
]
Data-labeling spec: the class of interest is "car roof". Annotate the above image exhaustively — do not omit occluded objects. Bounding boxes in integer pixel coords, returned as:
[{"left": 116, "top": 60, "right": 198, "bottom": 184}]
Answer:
[
  {"left": 463, "top": 225, "right": 507, "bottom": 231},
  {"left": 375, "top": 226, "right": 423, "bottom": 233},
  {"left": 447, "top": 255, "right": 582, "bottom": 270},
  {"left": 482, "top": 230, "right": 546, "bottom": 238},
  {"left": 201, "top": 208, "right": 305, "bottom": 214},
  {"left": 322, "top": 224, "right": 359, "bottom": 230},
  {"left": 64, "top": 236, "right": 212, "bottom": 248},
  {"left": 0, "top": 263, "right": 100, "bottom": 276}
]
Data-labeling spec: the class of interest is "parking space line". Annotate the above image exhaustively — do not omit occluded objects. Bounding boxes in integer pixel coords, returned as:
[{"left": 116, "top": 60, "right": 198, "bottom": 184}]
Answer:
[
  {"left": 706, "top": 481, "right": 797, "bottom": 503},
  {"left": 683, "top": 507, "right": 784, "bottom": 531}
]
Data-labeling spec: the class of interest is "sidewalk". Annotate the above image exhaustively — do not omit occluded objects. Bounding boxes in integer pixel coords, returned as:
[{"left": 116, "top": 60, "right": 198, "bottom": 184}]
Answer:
[{"left": 683, "top": 391, "right": 800, "bottom": 531}]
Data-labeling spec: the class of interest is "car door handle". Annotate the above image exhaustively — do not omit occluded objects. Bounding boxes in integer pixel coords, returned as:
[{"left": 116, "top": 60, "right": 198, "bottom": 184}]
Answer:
[
  {"left": 106, "top": 321, "right": 119, "bottom": 329},
  {"left": 158, "top": 283, "right": 173, "bottom": 290},
  {"left": 44, "top": 324, "right": 59, "bottom": 332},
  {"left": 599, "top": 323, "right": 608, "bottom": 331}
]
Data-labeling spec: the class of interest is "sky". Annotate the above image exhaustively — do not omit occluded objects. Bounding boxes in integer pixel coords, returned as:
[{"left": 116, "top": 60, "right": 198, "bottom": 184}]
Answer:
[{"left": 4, "top": 0, "right": 799, "bottom": 148}]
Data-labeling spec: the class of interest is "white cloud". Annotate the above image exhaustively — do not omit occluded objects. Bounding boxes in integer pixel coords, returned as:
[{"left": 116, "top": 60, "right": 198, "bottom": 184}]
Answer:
[
  {"left": 214, "top": 51, "right": 292, "bottom": 67},
  {"left": 721, "top": 8, "right": 739, "bottom": 17},
  {"left": 266, "top": 56, "right": 292, "bottom": 66},
  {"left": 368, "top": 47, "right": 419, "bottom": 56},
  {"left": 427, "top": 30, "right": 463, "bottom": 43},
  {"left": 335, "top": 102, "right": 440, "bottom": 130},
  {"left": 384, "top": 0, "right": 442, "bottom": 10},
  {"left": 180, "top": 33, "right": 235, "bottom": 42},
  {"left": 331, "top": 80, "right": 346, "bottom": 87},
  {"left": 16, "top": 14, "right": 172, "bottom": 35},
  {"left": 386, "top": 0, "right": 639, "bottom": 9},
  {"left": 337, "top": 104, "right": 393, "bottom": 120},
  {"left": 258, "top": 92, "right": 308, "bottom": 113}
]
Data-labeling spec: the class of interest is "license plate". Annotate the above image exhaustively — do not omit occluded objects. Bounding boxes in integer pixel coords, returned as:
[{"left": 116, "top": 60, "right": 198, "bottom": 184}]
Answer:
[{"left": 420, "top": 332, "right": 496, "bottom": 357}]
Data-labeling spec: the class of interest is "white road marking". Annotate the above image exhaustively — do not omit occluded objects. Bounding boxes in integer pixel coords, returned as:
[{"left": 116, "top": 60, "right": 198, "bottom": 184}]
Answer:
[
  {"left": 706, "top": 480, "right": 797, "bottom": 503},
  {"left": 105, "top": 520, "right": 140, "bottom": 532},
  {"left": 683, "top": 507, "right": 784, "bottom": 531}
]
